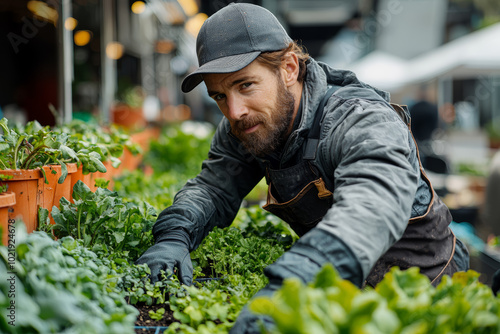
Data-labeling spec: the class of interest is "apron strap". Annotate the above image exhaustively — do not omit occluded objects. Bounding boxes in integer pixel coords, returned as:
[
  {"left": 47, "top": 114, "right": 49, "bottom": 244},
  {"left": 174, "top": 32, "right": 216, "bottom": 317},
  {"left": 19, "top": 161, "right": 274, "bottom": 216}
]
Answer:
[{"left": 303, "top": 85, "right": 339, "bottom": 160}]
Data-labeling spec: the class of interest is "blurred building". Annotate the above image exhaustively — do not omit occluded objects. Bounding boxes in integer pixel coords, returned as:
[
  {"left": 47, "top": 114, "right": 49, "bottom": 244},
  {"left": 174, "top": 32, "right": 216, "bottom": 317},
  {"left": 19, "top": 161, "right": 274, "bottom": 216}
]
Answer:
[{"left": 0, "top": 0, "right": 498, "bottom": 133}]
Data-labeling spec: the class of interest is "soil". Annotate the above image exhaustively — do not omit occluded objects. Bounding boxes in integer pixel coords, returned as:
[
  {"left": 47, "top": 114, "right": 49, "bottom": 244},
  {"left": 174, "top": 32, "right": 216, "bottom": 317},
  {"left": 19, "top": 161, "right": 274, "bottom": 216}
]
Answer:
[{"left": 134, "top": 302, "right": 176, "bottom": 333}]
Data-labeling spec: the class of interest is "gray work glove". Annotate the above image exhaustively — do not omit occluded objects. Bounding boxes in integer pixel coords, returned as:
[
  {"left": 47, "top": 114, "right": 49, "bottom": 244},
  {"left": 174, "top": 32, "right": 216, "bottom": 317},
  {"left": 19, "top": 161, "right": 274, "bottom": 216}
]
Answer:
[
  {"left": 492, "top": 269, "right": 500, "bottom": 296},
  {"left": 230, "top": 228, "right": 364, "bottom": 333},
  {"left": 229, "top": 281, "right": 278, "bottom": 334},
  {"left": 135, "top": 229, "right": 193, "bottom": 285}
]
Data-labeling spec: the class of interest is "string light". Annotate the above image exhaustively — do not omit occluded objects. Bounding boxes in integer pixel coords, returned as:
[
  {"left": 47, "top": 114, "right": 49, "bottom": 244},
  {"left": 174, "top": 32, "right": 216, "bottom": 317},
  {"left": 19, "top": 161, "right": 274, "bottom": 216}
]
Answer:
[{"left": 131, "top": 1, "right": 146, "bottom": 14}]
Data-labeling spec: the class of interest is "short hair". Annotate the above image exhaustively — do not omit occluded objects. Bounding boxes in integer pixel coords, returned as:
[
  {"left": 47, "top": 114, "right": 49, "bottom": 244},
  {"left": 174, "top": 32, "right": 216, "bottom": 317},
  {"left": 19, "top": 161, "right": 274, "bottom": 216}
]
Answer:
[{"left": 255, "top": 41, "right": 309, "bottom": 83}]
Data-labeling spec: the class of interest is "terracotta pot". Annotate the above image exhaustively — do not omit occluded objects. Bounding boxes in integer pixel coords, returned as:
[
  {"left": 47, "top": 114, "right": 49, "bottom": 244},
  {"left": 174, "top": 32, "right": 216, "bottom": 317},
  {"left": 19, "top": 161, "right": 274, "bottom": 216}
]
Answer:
[
  {"left": 112, "top": 104, "right": 146, "bottom": 130},
  {"left": 0, "top": 192, "right": 16, "bottom": 246},
  {"left": 489, "top": 138, "right": 500, "bottom": 150},
  {"left": 118, "top": 147, "right": 143, "bottom": 172},
  {"left": 118, "top": 127, "right": 160, "bottom": 172},
  {"left": 131, "top": 127, "right": 161, "bottom": 150},
  {"left": 40, "top": 163, "right": 78, "bottom": 224},
  {"left": 0, "top": 169, "right": 43, "bottom": 233}
]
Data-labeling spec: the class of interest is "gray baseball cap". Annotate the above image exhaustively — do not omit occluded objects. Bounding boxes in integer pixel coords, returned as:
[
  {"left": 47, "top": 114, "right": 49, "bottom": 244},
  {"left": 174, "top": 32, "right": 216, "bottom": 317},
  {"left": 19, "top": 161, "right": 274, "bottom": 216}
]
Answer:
[{"left": 181, "top": 3, "right": 292, "bottom": 93}]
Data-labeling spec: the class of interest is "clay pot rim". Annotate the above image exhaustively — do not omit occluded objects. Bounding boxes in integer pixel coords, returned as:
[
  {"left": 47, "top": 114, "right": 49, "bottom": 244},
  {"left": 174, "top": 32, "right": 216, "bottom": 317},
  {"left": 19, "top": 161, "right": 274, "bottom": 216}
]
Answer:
[
  {"left": 0, "top": 192, "right": 16, "bottom": 207},
  {"left": 42, "top": 163, "right": 79, "bottom": 173},
  {"left": 0, "top": 168, "right": 42, "bottom": 180}
]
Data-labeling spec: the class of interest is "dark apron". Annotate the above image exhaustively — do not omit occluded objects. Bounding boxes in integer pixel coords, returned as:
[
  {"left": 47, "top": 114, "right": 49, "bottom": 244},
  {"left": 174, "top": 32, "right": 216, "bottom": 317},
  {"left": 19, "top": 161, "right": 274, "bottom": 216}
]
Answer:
[{"left": 263, "top": 93, "right": 457, "bottom": 287}]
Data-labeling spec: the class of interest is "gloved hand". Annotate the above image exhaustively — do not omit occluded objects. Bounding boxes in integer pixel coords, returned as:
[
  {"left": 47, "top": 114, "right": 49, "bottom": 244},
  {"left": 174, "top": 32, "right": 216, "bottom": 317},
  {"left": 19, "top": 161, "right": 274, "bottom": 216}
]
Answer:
[
  {"left": 229, "top": 281, "right": 279, "bottom": 334},
  {"left": 135, "top": 229, "right": 193, "bottom": 285},
  {"left": 492, "top": 269, "right": 500, "bottom": 295},
  {"left": 229, "top": 228, "right": 364, "bottom": 333}
]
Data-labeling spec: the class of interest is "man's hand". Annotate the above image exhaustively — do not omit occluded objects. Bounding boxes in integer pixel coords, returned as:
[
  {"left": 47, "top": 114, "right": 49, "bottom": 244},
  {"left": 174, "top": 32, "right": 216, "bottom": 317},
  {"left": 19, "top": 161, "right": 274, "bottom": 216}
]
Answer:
[
  {"left": 230, "top": 228, "right": 364, "bottom": 333},
  {"left": 229, "top": 282, "right": 278, "bottom": 334},
  {"left": 492, "top": 269, "right": 500, "bottom": 295},
  {"left": 135, "top": 230, "right": 193, "bottom": 285}
]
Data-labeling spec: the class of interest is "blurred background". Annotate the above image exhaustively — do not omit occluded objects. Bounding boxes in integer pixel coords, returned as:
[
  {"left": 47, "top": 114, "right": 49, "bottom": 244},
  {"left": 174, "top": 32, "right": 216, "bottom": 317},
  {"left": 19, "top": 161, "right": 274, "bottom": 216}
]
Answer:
[{"left": 1, "top": 0, "right": 500, "bottom": 272}]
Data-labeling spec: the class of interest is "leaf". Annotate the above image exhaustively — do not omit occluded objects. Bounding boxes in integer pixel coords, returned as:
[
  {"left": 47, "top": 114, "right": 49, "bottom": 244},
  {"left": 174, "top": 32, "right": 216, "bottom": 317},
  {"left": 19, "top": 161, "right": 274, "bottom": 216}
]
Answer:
[
  {"left": 89, "top": 151, "right": 107, "bottom": 173},
  {"left": 0, "top": 141, "right": 9, "bottom": 152},
  {"left": 38, "top": 207, "right": 50, "bottom": 224},
  {"left": 110, "top": 156, "right": 121, "bottom": 168},
  {"left": 312, "top": 263, "right": 341, "bottom": 289},
  {"left": 0, "top": 117, "right": 9, "bottom": 135},
  {"left": 72, "top": 180, "right": 93, "bottom": 202},
  {"left": 113, "top": 231, "right": 125, "bottom": 244},
  {"left": 249, "top": 297, "right": 276, "bottom": 316},
  {"left": 60, "top": 144, "right": 78, "bottom": 161},
  {"left": 58, "top": 162, "right": 68, "bottom": 184}
]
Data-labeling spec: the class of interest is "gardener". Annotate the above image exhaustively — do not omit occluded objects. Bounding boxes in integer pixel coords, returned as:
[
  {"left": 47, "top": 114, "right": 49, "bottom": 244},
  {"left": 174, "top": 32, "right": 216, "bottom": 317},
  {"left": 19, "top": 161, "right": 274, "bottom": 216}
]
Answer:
[{"left": 136, "top": 3, "right": 469, "bottom": 333}]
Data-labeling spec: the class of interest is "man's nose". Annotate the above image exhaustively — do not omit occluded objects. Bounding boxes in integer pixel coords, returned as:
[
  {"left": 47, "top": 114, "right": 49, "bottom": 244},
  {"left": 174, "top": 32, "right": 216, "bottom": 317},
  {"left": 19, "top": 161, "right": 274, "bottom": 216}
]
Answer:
[{"left": 226, "top": 95, "right": 248, "bottom": 121}]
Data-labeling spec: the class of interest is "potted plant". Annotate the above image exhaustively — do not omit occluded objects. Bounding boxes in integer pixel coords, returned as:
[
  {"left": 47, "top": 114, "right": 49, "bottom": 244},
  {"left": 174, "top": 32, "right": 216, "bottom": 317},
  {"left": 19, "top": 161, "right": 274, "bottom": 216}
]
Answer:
[
  {"left": 0, "top": 118, "right": 80, "bottom": 230},
  {"left": 58, "top": 120, "right": 129, "bottom": 192},
  {"left": 0, "top": 174, "right": 16, "bottom": 245},
  {"left": 486, "top": 119, "right": 500, "bottom": 150},
  {"left": 112, "top": 85, "right": 147, "bottom": 130}
]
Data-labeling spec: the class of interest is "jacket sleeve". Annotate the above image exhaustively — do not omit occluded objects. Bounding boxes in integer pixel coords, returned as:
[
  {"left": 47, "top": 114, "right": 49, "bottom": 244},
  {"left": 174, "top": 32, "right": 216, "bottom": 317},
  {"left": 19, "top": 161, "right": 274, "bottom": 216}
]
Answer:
[
  {"left": 152, "top": 119, "right": 264, "bottom": 251},
  {"left": 315, "top": 98, "right": 420, "bottom": 281}
]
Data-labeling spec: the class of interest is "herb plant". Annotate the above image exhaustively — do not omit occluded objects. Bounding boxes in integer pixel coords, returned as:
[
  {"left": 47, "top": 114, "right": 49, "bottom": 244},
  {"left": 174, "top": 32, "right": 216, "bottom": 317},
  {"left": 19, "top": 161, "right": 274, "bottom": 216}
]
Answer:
[{"left": 49, "top": 180, "right": 157, "bottom": 260}]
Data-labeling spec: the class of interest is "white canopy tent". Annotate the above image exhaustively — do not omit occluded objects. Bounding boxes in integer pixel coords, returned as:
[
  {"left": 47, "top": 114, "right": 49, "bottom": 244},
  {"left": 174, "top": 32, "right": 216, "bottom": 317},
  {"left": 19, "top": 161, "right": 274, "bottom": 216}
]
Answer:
[
  {"left": 343, "top": 22, "right": 500, "bottom": 92},
  {"left": 343, "top": 50, "right": 409, "bottom": 92},
  {"left": 406, "top": 22, "right": 500, "bottom": 84}
]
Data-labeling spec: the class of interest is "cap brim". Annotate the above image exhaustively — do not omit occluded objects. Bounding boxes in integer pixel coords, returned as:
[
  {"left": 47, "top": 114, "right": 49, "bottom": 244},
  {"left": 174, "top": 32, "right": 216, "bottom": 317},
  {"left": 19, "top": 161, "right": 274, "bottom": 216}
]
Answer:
[{"left": 181, "top": 51, "right": 261, "bottom": 93}]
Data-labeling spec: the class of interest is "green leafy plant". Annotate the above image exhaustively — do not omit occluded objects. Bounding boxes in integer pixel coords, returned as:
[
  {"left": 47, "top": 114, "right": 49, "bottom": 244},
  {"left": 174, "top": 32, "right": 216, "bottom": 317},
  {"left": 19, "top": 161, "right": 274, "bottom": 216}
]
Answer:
[
  {"left": 0, "top": 174, "right": 12, "bottom": 194},
  {"left": 0, "top": 224, "right": 139, "bottom": 334},
  {"left": 0, "top": 118, "right": 78, "bottom": 183},
  {"left": 149, "top": 308, "right": 166, "bottom": 321},
  {"left": 113, "top": 169, "right": 184, "bottom": 212},
  {"left": 57, "top": 120, "right": 142, "bottom": 173},
  {"left": 191, "top": 225, "right": 287, "bottom": 279},
  {"left": 144, "top": 122, "right": 213, "bottom": 177},
  {"left": 250, "top": 264, "right": 500, "bottom": 334},
  {"left": 50, "top": 180, "right": 157, "bottom": 260}
]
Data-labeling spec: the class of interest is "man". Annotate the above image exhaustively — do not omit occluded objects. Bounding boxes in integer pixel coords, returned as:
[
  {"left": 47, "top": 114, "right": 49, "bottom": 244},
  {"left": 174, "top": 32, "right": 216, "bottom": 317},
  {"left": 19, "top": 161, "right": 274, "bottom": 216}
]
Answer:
[{"left": 136, "top": 3, "right": 469, "bottom": 332}]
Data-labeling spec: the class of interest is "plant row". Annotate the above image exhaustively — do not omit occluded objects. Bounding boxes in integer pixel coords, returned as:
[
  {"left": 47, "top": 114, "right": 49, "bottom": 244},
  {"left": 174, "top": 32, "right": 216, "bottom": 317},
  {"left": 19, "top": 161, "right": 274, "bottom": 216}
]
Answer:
[
  {"left": 0, "top": 117, "right": 150, "bottom": 242},
  {"left": 1, "top": 119, "right": 500, "bottom": 334}
]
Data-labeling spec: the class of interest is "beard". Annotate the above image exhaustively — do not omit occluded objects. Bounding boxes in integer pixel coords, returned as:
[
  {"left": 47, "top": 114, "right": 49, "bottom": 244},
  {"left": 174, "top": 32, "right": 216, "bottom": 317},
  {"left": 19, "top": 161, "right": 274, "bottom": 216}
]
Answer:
[{"left": 231, "top": 78, "right": 296, "bottom": 157}]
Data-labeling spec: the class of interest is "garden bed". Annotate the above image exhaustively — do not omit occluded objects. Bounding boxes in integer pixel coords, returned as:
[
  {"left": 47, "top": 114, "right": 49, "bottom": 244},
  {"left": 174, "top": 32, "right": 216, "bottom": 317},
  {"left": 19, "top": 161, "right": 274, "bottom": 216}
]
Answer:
[
  {"left": 2, "top": 120, "right": 500, "bottom": 333},
  {"left": 134, "top": 302, "right": 173, "bottom": 330}
]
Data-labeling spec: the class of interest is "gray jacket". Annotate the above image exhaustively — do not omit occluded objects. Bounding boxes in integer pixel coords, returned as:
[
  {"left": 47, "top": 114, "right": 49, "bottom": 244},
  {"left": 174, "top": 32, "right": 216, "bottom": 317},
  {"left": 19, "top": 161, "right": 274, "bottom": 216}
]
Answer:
[{"left": 154, "top": 58, "right": 441, "bottom": 282}]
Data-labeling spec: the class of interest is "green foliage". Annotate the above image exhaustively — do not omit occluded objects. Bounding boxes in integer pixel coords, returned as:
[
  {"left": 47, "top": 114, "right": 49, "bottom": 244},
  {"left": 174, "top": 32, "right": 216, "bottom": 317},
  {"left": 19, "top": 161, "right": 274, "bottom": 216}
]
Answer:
[
  {"left": 149, "top": 307, "right": 165, "bottom": 321},
  {"left": 0, "top": 117, "right": 142, "bottom": 182},
  {"left": 113, "top": 169, "right": 185, "bottom": 212},
  {"left": 50, "top": 180, "right": 157, "bottom": 261},
  {"left": 0, "top": 174, "right": 13, "bottom": 193},
  {"left": 455, "top": 162, "right": 487, "bottom": 177},
  {"left": 0, "top": 224, "right": 139, "bottom": 334},
  {"left": 233, "top": 205, "right": 298, "bottom": 248},
  {"left": 250, "top": 265, "right": 500, "bottom": 334},
  {"left": 160, "top": 209, "right": 295, "bottom": 333},
  {"left": 0, "top": 118, "right": 78, "bottom": 183},
  {"left": 6, "top": 117, "right": 499, "bottom": 334},
  {"left": 57, "top": 120, "right": 142, "bottom": 169},
  {"left": 144, "top": 122, "right": 213, "bottom": 177},
  {"left": 191, "top": 225, "right": 287, "bottom": 279},
  {"left": 166, "top": 282, "right": 246, "bottom": 334}
]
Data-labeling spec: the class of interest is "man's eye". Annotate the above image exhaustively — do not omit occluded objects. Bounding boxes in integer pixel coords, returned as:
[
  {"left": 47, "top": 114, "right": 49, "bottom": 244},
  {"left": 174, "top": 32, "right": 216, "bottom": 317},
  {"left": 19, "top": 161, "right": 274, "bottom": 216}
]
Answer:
[
  {"left": 214, "top": 94, "right": 225, "bottom": 101},
  {"left": 241, "top": 82, "right": 252, "bottom": 89}
]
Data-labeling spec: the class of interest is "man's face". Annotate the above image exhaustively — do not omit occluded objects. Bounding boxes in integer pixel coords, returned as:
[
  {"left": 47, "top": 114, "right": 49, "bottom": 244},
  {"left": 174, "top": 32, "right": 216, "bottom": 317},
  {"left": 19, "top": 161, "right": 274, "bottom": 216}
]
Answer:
[{"left": 203, "top": 60, "right": 296, "bottom": 156}]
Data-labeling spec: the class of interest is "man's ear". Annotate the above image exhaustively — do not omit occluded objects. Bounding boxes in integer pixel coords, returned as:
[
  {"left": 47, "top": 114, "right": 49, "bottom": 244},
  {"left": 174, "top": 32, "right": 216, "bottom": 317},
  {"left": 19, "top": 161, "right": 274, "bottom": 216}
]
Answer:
[{"left": 281, "top": 52, "right": 300, "bottom": 87}]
